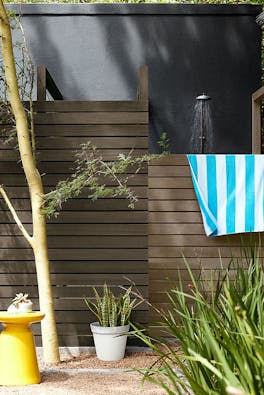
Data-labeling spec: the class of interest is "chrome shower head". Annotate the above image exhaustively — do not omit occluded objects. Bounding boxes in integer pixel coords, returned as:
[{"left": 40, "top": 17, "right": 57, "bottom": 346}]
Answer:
[{"left": 196, "top": 93, "right": 211, "bottom": 100}]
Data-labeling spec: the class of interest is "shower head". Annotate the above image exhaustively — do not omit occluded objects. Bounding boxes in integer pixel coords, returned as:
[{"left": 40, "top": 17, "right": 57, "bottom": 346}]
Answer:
[{"left": 196, "top": 93, "right": 211, "bottom": 101}]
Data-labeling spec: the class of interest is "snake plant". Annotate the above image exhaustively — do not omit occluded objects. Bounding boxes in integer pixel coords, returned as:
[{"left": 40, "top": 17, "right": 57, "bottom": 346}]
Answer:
[{"left": 84, "top": 284, "right": 140, "bottom": 327}]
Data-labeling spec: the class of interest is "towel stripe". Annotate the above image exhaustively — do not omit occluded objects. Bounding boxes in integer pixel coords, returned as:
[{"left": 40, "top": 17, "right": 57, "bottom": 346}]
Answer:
[
  {"left": 188, "top": 155, "right": 217, "bottom": 235},
  {"left": 216, "top": 155, "right": 227, "bottom": 235},
  {"left": 207, "top": 155, "right": 217, "bottom": 228},
  {"left": 245, "top": 155, "right": 255, "bottom": 232},
  {"left": 254, "top": 155, "right": 264, "bottom": 231},
  {"left": 197, "top": 155, "right": 208, "bottom": 206},
  {"left": 235, "top": 155, "right": 245, "bottom": 234},
  {"left": 225, "top": 155, "right": 236, "bottom": 234}
]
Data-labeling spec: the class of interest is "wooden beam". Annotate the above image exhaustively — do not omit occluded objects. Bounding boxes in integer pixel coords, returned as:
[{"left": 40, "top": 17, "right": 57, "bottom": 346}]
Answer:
[
  {"left": 34, "top": 111, "right": 148, "bottom": 125},
  {"left": 138, "top": 65, "right": 148, "bottom": 102},
  {"left": 32, "top": 100, "right": 147, "bottom": 112},
  {"left": 252, "top": 97, "right": 262, "bottom": 154},
  {"left": 37, "top": 65, "right": 46, "bottom": 101},
  {"left": 252, "top": 86, "right": 263, "bottom": 154},
  {"left": 252, "top": 85, "right": 264, "bottom": 102},
  {"left": 37, "top": 65, "right": 63, "bottom": 101}
]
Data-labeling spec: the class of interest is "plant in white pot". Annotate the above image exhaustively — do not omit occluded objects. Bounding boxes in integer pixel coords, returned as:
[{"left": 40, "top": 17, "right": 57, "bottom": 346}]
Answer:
[
  {"left": 7, "top": 293, "right": 33, "bottom": 314},
  {"left": 84, "top": 284, "right": 140, "bottom": 361}
]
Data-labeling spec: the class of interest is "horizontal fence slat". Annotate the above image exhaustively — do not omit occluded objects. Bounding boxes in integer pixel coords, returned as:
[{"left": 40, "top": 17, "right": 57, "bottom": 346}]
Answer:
[
  {"left": 0, "top": 173, "right": 147, "bottom": 187},
  {"left": 0, "top": 162, "right": 147, "bottom": 175},
  {"left": 0, "top": 149, "right": 147, "bottom": 162},
  {"left": 149, "top": 200, "right": 199, "bottom": 212},
  {"left": 0, "top": 273, "right": 148, "bottom": 286},
  {"left": 0, "top": 198, "right": 147, "bottom": 212},
  {"left": 35, "top": 124, "right": 149, "bottom": 137},
  {"left": 0, "top": 235, "right": 147, "bottom": 249},
  {"left": 149, "top": 166, "right": 190, "bottom": 177},
  {"left": 53, "top": 310, "right": 148, "bottom": 323},
  {"left": 0, "top": 138, "right": 148, "bottom": 151},
  {"left": 149, "top": 257, "right": 255, "bottom": 269},
  {"left": 148, "top": 189, "right": 196, "bottom": 200},
  {"left": 149, "top": 177, "right": 193, "bottom": 189},
  {"left": 149, "top": 234, "right": 264, "bottom": 247},
  {"left": 0, "top": 298, "right": 147, "bottom": 311},
  {"left": 0, "top": 223, "right": 147, "bottom": 236},
  {"left": 1, "top": 211, "right": 148, "bottom": 224},
  {"left": 150, "top": 155, "right": 188, "bottom": 166},
  {"left": 149, "top": 246, "right": 263, "bottom": 258},
  {"left": 149, "top": 223, "right": 204, "bottom": 234},
  {"left": 0, "top": 248, "right": 147, "bottom": 261},
  {"left": 34, "top": 112, "right": 148, "bottom": 125},
  {"left": 0, "top": 260, "right": 147, "bottom": 274},
  {"left": 32, "top": 100, "right": 148, "bottom": 113},
  {"left": 34, "top": 137, "right": 148, "bottom": 149},
  {"left": 0, "top": 186, "right": 147, "bottom": 199},
  {"left": 149, "top": 212, "right": 202, "bottom": 223},
  {"left": 0, "top": 285, "right": 148, "bottom": 298}
]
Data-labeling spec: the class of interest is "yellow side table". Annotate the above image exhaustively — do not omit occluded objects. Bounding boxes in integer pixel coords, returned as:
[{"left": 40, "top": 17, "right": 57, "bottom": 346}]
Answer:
[{"left": 0, "top": 311, "right": 45, "bottom": 386}]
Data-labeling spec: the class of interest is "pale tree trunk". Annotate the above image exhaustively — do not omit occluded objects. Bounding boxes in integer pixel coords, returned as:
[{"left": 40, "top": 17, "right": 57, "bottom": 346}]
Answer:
[{"left": 0, "top": 0, "right": 60, "bottom": 363}]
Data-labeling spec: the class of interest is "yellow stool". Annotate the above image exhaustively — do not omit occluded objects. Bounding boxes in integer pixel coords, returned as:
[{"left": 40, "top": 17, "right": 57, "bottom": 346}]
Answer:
[{"left": 0, "top": 311, "right": 45, "bottom": 386}]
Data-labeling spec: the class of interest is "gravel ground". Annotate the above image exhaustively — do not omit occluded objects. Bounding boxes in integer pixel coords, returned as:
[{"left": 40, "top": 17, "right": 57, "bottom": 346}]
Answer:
[
  {"left": 0, "top": 372, "right": 168, "bottom": 395},
  {"left": 39, "top": 350, "right": 161, "bottom": 370},
  {"left": 0, "top": 351, "right": 169, "bottom": 395}
]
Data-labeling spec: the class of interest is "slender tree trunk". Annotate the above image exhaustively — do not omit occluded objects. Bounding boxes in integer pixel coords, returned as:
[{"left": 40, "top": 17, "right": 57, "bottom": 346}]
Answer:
[
  {"left": 0, "top": 0, "right": 60, "bottom": 363},
  {"left": 32, "top": 200, "right": 60, "bottom": 363}
]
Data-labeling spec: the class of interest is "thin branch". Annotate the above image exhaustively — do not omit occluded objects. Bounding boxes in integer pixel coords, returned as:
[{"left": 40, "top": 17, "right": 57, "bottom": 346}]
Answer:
[{"left": 0, "top": 185, "right": 33, "bottom": 246}]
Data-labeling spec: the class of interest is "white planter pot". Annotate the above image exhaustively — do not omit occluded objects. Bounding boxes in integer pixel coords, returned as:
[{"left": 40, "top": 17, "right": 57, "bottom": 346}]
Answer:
[
  {"left": 90, "top": 322, "right": 130, "bottom": 361},
  {"left": 18, "top": 301, "right": 33, "bottom": 313}
]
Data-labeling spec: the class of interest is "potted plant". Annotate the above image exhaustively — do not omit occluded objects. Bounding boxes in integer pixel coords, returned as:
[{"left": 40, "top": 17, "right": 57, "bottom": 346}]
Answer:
[
  {"left": 84, "top": 284, "right": 140, "bottom": 361},
  {"left": 7, "top": 293, "right": 33, "bottom": 314}
]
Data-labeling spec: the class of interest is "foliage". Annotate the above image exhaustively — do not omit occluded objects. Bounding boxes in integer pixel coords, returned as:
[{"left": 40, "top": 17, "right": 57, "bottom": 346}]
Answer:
[
  {"left": 84, "top": 284, "right": 141, "bottom": 327},
  {"left": 42, "top": 141, "right": 162, "bottom": 217},
  {"left": 158, "top": 132, "right": 170, "bottom": 154},
  {"left": 133, "top": 246, "right": 264, "bottom": 395},
  {"left": 0, "top": 13, "right": 35, "bottom": 149}
]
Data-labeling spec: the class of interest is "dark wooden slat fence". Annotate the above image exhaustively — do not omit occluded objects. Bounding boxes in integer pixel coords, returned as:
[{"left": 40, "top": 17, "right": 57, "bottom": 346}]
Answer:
[
  {"left": 148, "top": 155, "right": 264, "bottom": 335},
  {"left": 1, "top": 65, "right": 263, "bottom": 346},
  {"left": 0, "top": 65, "right": 149, "bottom": 346}
]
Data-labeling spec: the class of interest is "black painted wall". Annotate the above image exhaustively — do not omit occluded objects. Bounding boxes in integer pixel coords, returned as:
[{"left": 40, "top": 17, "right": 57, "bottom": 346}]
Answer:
[{"left": 9, "top": 4, "right": 262, "bottom": 153}]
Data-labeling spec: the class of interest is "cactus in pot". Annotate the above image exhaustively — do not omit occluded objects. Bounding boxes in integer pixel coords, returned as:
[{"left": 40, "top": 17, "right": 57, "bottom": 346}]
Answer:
[
  {"left": 84, "top": 284, "right": 141, "bottom": 361},
  {"left": 7, "top": 293, "right": 33, "bottom": 314}
]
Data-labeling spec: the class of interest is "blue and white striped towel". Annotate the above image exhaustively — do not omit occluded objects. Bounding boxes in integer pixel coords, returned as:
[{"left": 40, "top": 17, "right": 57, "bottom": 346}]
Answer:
[{"left": 188, "top": 155, "right": 264, "bottom": 236}]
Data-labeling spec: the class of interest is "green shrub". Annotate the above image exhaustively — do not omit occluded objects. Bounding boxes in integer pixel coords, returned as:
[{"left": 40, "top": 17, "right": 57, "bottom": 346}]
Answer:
[{"left": 133, "top": 246, "right": 264, "bottom": 395}]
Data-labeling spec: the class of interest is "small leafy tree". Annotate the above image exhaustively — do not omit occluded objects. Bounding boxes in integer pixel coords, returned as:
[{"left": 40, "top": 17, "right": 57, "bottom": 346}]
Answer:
[{"left": 0, "top": 1, "right": 166, "bottom": 363}]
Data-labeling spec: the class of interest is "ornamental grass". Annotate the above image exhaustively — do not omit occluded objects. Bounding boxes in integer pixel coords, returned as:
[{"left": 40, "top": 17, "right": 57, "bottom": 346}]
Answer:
[{"left": 134, "top": 245, "right": 264, "bottom": 395}]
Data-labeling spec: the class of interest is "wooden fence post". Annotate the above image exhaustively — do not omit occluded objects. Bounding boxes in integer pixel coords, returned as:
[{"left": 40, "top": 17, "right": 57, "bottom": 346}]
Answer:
[
  {"left": 37, "top": 65, "right": 63, "bottom": 101},
  {"left": 138, "top": 65, "right": 148, "bottom": 103},
  {"left": 37, "top": 65, "right": 46, "bottom": 101},
  {"left": 252, "top": 86, "right": 264, "bottom": 154}
]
